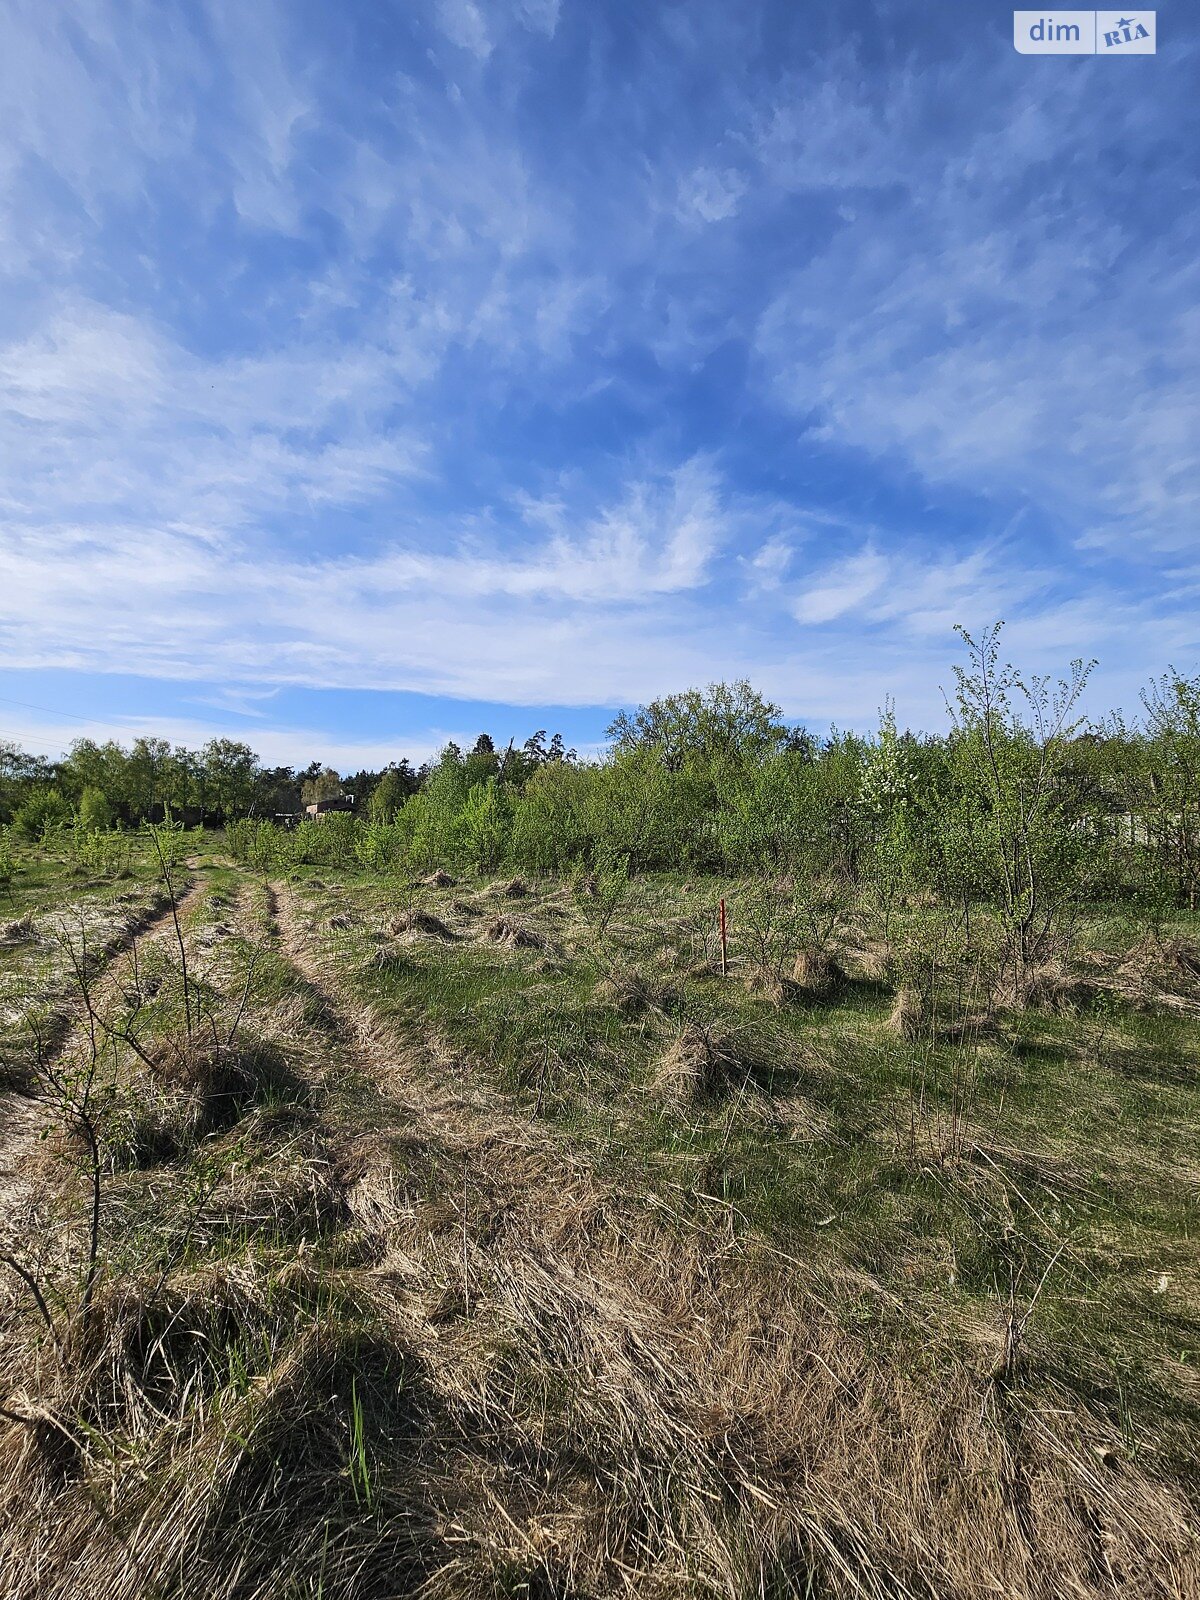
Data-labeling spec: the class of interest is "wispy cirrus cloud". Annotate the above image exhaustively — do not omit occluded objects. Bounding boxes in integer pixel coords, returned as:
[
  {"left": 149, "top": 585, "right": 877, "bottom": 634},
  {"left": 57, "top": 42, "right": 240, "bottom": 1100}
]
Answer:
[
  {"left": 0, "top": 0, "right": 1196, "bottom": 762},
  {"left": 752, "top": 50, "right": 1200, "bottom": 553},
  {"left": 0, "top": 454, "right": 741, "bottom": 704}
]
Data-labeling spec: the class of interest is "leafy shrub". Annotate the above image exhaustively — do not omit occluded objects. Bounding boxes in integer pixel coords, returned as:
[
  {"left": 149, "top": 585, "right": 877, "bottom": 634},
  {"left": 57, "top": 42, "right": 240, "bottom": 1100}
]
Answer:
[
  {"left": 13, "top": 786, "right": 73, "bottom": 840},
  {"left": 455, "top": 780, "right": 513, "bottom": 873},
  {"left": 227, "top": 818, "right": 286, "bottom": 874},
  {"left": 77, "top": 785, "right": 114, "bottom": 833},
  {"left": 144, "top": 816, "right": 189, "bottom": 873},
  {"left": 72, "top": 828, "right": 131, "bottom": 880},
  {"left": 354, "top": 820, "right": 406, "bottom": 873},
  {"left": 290, "top": 812, "right": 359, "bottom": 869}
]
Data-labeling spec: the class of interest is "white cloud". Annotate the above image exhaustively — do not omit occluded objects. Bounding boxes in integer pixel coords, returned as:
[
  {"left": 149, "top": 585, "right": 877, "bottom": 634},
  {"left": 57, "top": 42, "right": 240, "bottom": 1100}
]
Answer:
[
  {"left": 0, "top": 0, "right": 1194, "bottom": 753},
  {"left": 516, "top": 0, "right": 560, "bottom": 38},
  {"left": 0, "top": 454, "right": 734, "bottom": 706},
  {"left": 436, "top": 0, "right": 494, "bottom": 59},
  {"left": 0, "top": 299, "right": 427, "bottom": 536},
  {"left": 678, "top": 167, "right": 747, "bottom": 225},
  {"left": 753, "top": 58, "right": 1200, "bottom": 554},
  {"left": 792, "top": 547, "right": 889, "bottom": 624},
  {"left": 744, "top": 534, "right": 793, "bottom": 592}
]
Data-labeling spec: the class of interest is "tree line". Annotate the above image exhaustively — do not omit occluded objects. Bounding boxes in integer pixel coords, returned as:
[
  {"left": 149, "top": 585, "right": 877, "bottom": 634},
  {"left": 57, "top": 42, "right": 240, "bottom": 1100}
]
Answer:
[
  {"left": 0, "top": 729, "right": 575, "bottom": 836},
  {"left": 220, "top": 628, "right": 1200, "bottom": 927},
  {"left": 6, "top": 628, "right": 1200, "bottom": 926}
]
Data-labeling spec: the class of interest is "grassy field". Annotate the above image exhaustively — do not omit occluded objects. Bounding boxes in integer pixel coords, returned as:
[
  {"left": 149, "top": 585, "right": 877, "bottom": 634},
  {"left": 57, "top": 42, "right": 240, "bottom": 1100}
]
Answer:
[{"left": 1, "top": 833, "right": 1198, "bottom": 1598}]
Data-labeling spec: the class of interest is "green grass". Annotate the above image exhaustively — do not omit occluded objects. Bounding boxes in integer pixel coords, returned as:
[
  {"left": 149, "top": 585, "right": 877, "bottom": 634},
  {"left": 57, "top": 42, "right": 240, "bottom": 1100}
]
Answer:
[
  {"left": 288, "top": 866, "right": 1200, "bottom": 1475},
  {"left": 6, "top": 841, "right": 1200, "bottom": 1598}
]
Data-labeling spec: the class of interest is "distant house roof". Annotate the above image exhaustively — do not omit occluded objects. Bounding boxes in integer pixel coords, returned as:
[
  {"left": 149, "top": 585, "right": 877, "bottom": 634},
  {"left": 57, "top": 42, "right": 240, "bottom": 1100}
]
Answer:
[{"left": 304, "top": 796, "right": 354, "bottom": 816}]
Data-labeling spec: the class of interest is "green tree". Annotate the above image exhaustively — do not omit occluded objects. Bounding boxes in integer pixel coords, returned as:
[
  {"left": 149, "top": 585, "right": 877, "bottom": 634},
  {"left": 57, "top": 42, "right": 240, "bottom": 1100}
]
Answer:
[
  {"left": 127, "top": 737, "right": 174, "bottom": 817},
  {"left": 253, "top": 765, "right": 301, "bottom": 816},
  {"left": 14, "top": 787, "right": 73, "bottom": 840},
  {"left": 607, "top": 680, "right": 789, "bottom": 771},
  {"left": 464, "top": 733, "right": 500, "bottom": 789},
  {"left": 1132, "top": 669, "right": 1200, "bottom": 908},
  {"left": 0, "top": 742, "right": 51, "bottom": 822},
  {"left": 456, "top": 779, "right": 513, "bottom": 871},
  {"left": 945, "top": 623, "right": 1096, "bottom": 998},
  {"left": 509, "top": 760, "right": 590, "bottom": 872},
  {"left": 368, "top": 764, "right": 417, "bottom": 822},
  {"left": 201, "top": 740, "right": 259, "bottom": 821},
  {"left": 300, "top": 766, "right": 345, "bottom": 807},
  {"left": 63, "top": 740, "right": 128, "bottom": 813},
  {"left": 77, "top": 786, "right": 113, "bottom": 833},
  {"left": 859, "top": 706, "right": 921, "bottom": 947}
]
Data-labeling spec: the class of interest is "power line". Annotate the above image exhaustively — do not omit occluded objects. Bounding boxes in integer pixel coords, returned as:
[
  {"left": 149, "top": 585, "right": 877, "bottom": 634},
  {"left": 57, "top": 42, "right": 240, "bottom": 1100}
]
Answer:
[
  {"left": 0, "top": 725, "right": 74, "bottom": 754},
  {"left": 0, "top": 692, "right": 138, "bottom": 734}
]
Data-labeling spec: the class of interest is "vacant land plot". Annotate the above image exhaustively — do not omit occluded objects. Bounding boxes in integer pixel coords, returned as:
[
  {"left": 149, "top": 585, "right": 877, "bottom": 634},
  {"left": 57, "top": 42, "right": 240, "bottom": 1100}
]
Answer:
[{"left": 1, "top": 839, "right": 1198, "bottom": 1599}]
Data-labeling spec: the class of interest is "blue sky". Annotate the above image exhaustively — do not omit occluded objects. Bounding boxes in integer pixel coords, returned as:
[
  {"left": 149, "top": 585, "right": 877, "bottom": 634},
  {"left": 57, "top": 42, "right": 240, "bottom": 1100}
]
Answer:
[{"left": 1, "top": 0, "right": 1197, "bottom": 770}]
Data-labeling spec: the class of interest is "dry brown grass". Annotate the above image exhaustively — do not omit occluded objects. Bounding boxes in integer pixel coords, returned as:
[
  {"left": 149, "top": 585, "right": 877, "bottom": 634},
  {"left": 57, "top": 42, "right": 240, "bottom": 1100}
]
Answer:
[
  {"left": 1108, "top": 936, "right": 1200, "bottom": 1013},
  {"left": 886, "top": 984, "right": 926, "bottom": 1038},
  {"left": 592, "top": 968, "right": 676, "bottom": 1016},
  {"left": 6, "top": 1217, "right": 1196, "bottom": 1600},
  {"left": 0, "top": 915, "right": 39, "bottom": 947},
  {"left": 390, "top": 909, "right": 456, "bottom": 940},
  {"left": 850, "top": 941, "right": 891, "bottom": 983},
  {"left": 1017, "top": 961, "right": 1098, "bottom": 1014},
  {"left": 483, "top": 915, "right": 545, "bottom": 949},
  {"left": 654, "top": 1020, "right": 745, "bottom": 1102},
  {"left": 790, "top": 946, "right": 845, "bottom": 999},
  {"left": 3, "top": 873, "right": 1199, "bottom": 1600}
]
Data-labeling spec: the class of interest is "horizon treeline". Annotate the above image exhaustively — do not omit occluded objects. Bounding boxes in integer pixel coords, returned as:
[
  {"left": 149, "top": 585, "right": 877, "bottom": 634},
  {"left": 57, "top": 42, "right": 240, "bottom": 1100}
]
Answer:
[
  {"left": 4, "top": 628, "right": 1200, "bottom": 914},
  {"left": 0, "top": 727, "right": 575, "bottom": 835}
]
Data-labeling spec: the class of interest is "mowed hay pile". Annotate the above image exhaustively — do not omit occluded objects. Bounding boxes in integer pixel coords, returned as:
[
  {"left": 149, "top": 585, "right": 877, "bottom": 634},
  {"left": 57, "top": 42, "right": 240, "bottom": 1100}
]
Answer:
[
  {"left": 135, "top": 1033, "right": 294, "bottom": 1144},
  {"left": 484, "top": 915, "right": 545, "bottom": 949},
  {"left": 886, "top": 984, "right": 926, "bottom": 1038},
  {"left": 742, "top": 968, "right": 791, "bottom": 1007},
  {"left": 655, "top": 1021, "right": 744, "bottom": 1101},
  {"left": 1115, "top": 935, "right": 1200, "bottom": 1007},
  {"left": 372, "top": 943, "right": 410, "bottom": 973},
  {"left": 845, "top": 940, "right": 890, "bottom": 984},
  {"left": 791, "top": 945, "right": 845, "bottom": 999},
  {"left": 423, "top": 868, "right": 456, "bottom": 888},
  {"left": 0, "top": 913, "right": 39, "bottom": 946},
  {"left": 390, "top": 909, "right": 455, "bottom": 941},
  {"left": 592, "top": 967, "right": 676, "bottom": 1016},
  {"left": 1020, "top": 961, "right": 1098, "bottom": 1014}
]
